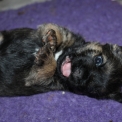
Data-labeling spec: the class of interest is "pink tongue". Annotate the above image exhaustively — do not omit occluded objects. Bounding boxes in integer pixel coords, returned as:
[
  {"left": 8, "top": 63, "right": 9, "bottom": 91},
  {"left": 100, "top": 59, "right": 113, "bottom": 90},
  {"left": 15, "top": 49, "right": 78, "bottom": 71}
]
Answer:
[{"left": 62, "top": 62, "right": 71, "bottom": 77}]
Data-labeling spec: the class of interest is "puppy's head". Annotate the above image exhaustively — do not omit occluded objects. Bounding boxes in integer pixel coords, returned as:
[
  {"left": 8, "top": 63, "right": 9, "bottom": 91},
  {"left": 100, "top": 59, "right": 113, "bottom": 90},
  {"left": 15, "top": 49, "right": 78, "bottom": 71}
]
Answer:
[{"left": 57, "top": 42, "right": 122, "bottom": 97}]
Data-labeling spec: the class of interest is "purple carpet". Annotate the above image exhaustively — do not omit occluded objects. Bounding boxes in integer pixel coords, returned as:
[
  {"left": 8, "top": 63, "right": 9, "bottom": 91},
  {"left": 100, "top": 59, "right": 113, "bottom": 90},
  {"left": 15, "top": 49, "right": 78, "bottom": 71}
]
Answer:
[{"left": 0, "top": 0, "right": 122, "bottom": 122}]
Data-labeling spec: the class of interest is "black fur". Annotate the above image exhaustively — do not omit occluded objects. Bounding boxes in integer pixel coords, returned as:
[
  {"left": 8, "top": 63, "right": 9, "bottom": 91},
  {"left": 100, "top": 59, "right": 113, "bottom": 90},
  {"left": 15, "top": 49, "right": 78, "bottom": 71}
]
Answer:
[
  {"left": 0, "top": 24, "right": 85, "bottom": 96},
  {"left": 56, "top": 42, "right": 122, "bottom": 102},
  {"left": 1, "top": 24, "right": 122, "bottom": 103},
  {"left": 0, "top": 28, "right": 59, "bottom": 96}
]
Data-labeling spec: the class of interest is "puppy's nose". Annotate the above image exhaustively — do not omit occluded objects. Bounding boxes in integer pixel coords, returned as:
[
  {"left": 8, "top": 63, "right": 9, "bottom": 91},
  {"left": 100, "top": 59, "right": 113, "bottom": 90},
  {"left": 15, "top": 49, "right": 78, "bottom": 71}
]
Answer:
[{"left": 73, "top": 68, "right": 87, "bottom": 80}]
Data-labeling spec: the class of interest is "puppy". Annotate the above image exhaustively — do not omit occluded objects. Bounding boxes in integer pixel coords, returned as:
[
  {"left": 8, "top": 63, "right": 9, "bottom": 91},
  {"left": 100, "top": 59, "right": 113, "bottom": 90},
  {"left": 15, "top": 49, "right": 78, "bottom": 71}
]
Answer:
[
  {"left": 56, "top": 41, "right": 122, "bottom": 103},
  {"left": 0, "top": 23, "right": 85, "bottom": 96},
  {"left": 1, "top": 23, "right": 122, "bottom": 103}
]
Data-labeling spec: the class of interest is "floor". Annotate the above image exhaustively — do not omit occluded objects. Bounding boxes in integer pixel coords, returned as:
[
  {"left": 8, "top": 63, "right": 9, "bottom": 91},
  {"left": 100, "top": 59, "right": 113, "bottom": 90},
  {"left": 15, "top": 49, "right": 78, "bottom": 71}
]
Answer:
[{"left": 0, "top": 0, "right": 50, "bottom": 11}]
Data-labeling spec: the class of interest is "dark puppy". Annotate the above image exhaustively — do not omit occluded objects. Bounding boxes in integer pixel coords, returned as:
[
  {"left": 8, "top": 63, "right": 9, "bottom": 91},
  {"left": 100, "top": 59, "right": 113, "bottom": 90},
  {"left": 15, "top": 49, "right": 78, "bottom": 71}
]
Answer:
[
  {"left": 0, "top": 23, "right": 84, "bottom": 96},
  {"left": 0, "top": 27, "right": 57, "bottom": 96},
  {"left": 1, "top": 23, "right": 122, "bottom": 103},
  {"left": 56, "top": 41, "right": 122, "bottom": 102}
]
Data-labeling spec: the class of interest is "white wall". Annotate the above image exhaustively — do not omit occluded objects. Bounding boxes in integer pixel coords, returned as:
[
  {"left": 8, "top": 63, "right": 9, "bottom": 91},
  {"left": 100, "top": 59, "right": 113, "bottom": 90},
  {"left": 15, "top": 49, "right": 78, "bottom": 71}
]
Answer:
[{"left": 0, "top": 0, "right": 50, "bottom": 11}]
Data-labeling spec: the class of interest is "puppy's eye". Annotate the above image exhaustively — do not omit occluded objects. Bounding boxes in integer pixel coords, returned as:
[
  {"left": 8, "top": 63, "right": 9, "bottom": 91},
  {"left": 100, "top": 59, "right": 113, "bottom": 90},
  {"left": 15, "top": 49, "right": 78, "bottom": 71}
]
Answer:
[{"left": 94, "top": 56, "right": 103, "bottom": 67}]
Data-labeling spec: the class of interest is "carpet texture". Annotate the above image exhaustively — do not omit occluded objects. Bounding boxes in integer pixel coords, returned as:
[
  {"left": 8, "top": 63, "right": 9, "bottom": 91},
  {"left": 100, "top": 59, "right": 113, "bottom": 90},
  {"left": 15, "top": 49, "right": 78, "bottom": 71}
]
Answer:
[{"left": 0, "top": 0, "right": 122, "bottom": 122}]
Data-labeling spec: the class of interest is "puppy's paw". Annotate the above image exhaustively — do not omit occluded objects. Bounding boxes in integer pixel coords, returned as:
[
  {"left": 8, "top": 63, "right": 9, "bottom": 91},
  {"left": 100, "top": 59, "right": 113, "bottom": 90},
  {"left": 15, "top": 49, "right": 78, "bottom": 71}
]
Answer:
[
  {"left": 42, "top": 29, "right": 57, "bottom": 52},
  {"left": 34, "top": 44, "right": 52, "bottom": 66}
]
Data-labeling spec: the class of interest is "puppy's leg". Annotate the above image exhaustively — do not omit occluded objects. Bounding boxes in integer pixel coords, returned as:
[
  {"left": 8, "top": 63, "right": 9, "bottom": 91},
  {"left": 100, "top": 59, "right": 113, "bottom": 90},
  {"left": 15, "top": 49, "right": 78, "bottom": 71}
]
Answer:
[
  {"left": 34, "top": 44, "right": 49, "bottom": 66},
  {"left": 37, "top": 23, "right": 85, "bottom": 51},
  {"left": 25, "top": 30, "right": 57, "bottom": 87},
  {"left": 42, "top": 29, "right": 57, "bottom": 52},
  {"left": 34, "top": 29, "right": 57, "bottom": 66}
]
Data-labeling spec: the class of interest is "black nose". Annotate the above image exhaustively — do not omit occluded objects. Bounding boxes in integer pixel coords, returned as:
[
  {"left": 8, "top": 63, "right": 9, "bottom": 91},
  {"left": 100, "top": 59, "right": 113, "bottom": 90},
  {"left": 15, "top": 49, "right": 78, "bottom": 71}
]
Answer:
[
  {"left": 73, "top": 67, "right": 89, "bottom": 80},
  {"left": 73, "top": 68, "right": 83, "bottom": 78}
]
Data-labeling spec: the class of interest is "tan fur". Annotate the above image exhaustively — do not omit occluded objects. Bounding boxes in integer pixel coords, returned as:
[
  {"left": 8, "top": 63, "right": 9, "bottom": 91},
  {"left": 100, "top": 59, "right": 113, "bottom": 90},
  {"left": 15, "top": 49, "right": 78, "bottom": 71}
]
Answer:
[
  {"left": 86, "top": 42, "right": 102, "bottom": 52},
  {"left": 38, "top": 23, "right": 63, "bottom": 46},
  {"left": 25, "top": 23, "right": 77, "bottom": 86},
  {"left": 0, "top": 33, "right": 3, "bottom": 45},
  {"left": 38, "top": 23, "right": 75, "bottom": 49},
  {"left": 77, "top": 42, "right": 102, "bottom": 55},
  {"left": 25, "top": 51, "right": 56, "bottom": 86}
]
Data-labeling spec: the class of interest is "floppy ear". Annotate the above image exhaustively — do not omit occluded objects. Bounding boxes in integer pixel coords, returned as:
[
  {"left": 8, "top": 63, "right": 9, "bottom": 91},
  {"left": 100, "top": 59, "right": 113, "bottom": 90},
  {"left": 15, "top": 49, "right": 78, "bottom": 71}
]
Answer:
[
  {"left": 104, "top": 43, "right": 122, "bottom": 59},
  {"left": 112, "top": 44, "right": 122, "bottom": 55}
]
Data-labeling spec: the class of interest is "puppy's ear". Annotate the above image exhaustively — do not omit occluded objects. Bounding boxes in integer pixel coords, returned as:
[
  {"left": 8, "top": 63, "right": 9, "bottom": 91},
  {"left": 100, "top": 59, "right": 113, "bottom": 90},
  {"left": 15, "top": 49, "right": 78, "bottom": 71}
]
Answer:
[
  {"left": 112, "top": 44, "right": 122, "bottom": 55},
  {"left": 104, "top": 43, "right": 122, "bottom": 55},
  {"left": 0, "top": 33, "right": 3, "bottom": 45}
]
